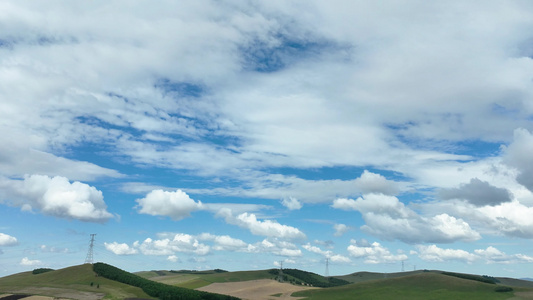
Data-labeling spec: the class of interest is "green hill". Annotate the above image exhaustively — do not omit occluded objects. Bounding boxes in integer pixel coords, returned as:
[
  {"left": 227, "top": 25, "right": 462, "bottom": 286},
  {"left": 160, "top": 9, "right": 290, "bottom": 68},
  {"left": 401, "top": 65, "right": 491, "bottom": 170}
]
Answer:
[
  {"left": 137, "top": 269, "right": 276, "bottom": 289},
  {"left": 334, "top": 270, "right": 424, "bottom": 284},
  {"left": 293, "top": 272, "right": 530, "bottom": 300},
  {"left": 93, "top": 262, "right": 238, "bottom": 299},
  {"left": 0, "top": 263, "right": 239, "bottom": 300},
  {"left": 0, "top": 264, "right": 153, "bottom": 299},
  {"left": 138, "top": 268, "right": 351, "bottom": 289}
]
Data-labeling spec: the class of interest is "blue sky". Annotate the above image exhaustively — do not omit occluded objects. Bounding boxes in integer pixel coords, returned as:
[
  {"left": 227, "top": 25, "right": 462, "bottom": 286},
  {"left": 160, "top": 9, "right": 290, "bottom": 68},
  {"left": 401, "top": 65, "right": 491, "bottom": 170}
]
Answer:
[{"left": 2, "top": 0, "right": 533, "bottom": 279}]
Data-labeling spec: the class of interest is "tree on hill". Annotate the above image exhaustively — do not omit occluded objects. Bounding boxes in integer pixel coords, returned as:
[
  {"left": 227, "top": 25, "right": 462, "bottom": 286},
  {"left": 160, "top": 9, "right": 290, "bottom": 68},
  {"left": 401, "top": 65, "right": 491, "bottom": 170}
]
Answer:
[{"left": 93, "top": 262, "right": 238, "bottom": 300}]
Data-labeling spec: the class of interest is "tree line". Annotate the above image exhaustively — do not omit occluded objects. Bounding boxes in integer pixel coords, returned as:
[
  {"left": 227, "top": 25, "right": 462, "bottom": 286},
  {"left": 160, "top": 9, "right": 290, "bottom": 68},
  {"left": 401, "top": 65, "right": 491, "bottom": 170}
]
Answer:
[{"left": 93, "top": 262, "right": 238, "bottom": 300}]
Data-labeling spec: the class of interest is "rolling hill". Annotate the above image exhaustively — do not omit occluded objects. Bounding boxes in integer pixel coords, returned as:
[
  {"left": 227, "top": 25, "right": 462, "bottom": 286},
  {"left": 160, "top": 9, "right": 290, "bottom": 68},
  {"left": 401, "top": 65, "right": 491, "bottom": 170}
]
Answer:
[
  {"left": 0, "top": 263, "right": 153, "bottom": 299},
  {"left": 0, "top": 263, "right": 237, "bottom": 300},
  {"left": 3, "top": 264, "right": 533, "bottom": 300},
  {"left": 294, "top": 271, "right": 533, "bottom": 300}
]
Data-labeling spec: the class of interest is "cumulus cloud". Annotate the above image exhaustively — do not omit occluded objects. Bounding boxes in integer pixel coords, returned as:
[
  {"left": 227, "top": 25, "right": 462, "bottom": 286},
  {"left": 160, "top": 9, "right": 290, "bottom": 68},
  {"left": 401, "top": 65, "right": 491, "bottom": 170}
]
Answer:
[
  {"left": 0, "top": 233, "right": 18, "bottom": 246},
  {"left": 347, "top": 240, "right": 407, "bottom": 264},
  {"left": 301, "top": 242, "right": 351, "bottom": 263},
  {"left": 107, "top": 232, "right": 303, "bottom": 258},
  {"left": 104, "top": 242, "right": 138, "bottom": 255},
  {"left": 475, "top": 201, "right": 533, "bottom": 238},
  {"left": 417, "top": 245, "right": 533, "bottom": 264},
  {"left": 281, "top": 197, "right": 302, "bottom": 210},
  {"left": 136, "top": 189, "right": 203, "bottom": 220},
  {"left": 416, "top": 245, "right": 477, "bottom": 263},
  {"left": 330, "top": 254, "right": 352, "bottom": 263},
  {"left": 0, "top": 175, "right": 113, "bottom": 223},
  {"left": 198, "top": 233, "right": 249, "bottom": 252},
  {"left": 354, "top": 170, "right": 400, "bottom": 196},
  {"left": 136, "top": 233, "right": 211, "bottom": 256},
  {"left": 167, "top": 255, "right": 180, "bottom": 263},
  {"left": 332, "top": 194, "right": 480, "bottom": 243},
  {"left": 302, "top": 243, "right": 331, "bottom": 257},
  {"left": 333, "top": 223, "right": 351, "bottom": 237},
  {"left": 439, "top": 178, "right": 512, "bottom": 207},
  {"left": 20, "top": 257, "right": 42, "bottom": 266},
  {"left": 217, "top": 209, "right": 306, "bottom": 241},
  {"left": 503, "top": 128, "right": 533, "bottom": 192},
  {"left": 250, "top": 238, "right": 302, "bottom": 257}
]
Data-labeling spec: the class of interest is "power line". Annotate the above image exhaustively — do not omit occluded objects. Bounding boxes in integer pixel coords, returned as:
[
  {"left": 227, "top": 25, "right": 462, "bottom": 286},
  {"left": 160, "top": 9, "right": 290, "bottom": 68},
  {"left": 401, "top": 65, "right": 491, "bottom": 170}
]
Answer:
[{"left": 84, "top": 234, "right": 96, "bottom": 264}]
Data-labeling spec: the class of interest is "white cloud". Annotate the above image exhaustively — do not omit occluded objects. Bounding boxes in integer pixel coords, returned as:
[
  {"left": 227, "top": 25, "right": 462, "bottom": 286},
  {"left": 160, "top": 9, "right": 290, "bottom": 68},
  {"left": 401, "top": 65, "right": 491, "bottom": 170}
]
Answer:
[
  {"left": 20, "top": 257, "right": 42, "bottom": 266},
  {"left": 331, "top": 198, "right": 358, "bottom": 210},
  {"left": 109, "top": 232, "right": 304, "bottom": 259},
  {"left": 217, "top": 209, "right": 306, "bottom": 241},
  {"left": 281, "top": 197, "right": 302, "bottom": 210},
  {"left": 136, "top": 189, "right": 203, "bottom": 221},
  {"left": 330, "top": 254, "right": 351, "bottom": 263},
  {"left": 104, "top": 242, "right": 138, "bottom": 255},
  {"left": 332, "top": 194, "right": 480, "bottom": 243},
  {"left": 437, "top": 200, "right": 533, "bottom": 238},
  {"left": 135, "top": 234, "right": 210, "bottom": 256},
  {"left": 198, "top": 233, "right": 249, "bottom": 252},
  {"left": 354, "top": 170, "right": 400, "bottom": 196},
  {"left": 333, "top": 223, "right": 351, "bottom": 237},
  {"left": 475, "top": 247, "right": 511, "bottom": 263},
  {"left": 301, "top": 242, "right": 350, "bottom": 263},
  {"left": 302, "top": 243, "right": 331, "bottom": 257},
  {"left": 167, "top": 255, "right": 180, "bottom": 263},
  {"left": 417, "top": 245, "right": 533, "bottom": 264},
  {"left": 416, "top": 245, "right": 477, "bottom": 263},
  {"left": 347, "top": 240, "right": 407, "bottom": 264},
  {"left": 0, "top": 175, "right": 113, "bottom": 223},
  {"left": 250, "top": 238, "right": 302, "bottom": 257},
  {"left": 0, "top": 233, "right": 18, "bottom": 246}
]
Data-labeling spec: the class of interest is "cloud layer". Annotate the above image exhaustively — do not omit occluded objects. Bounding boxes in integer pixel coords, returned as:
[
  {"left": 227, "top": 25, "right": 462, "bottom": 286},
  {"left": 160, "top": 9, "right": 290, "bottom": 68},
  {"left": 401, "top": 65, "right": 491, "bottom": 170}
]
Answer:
[{"left": 332, "top": 194, "right": 480, "bottom": 243}]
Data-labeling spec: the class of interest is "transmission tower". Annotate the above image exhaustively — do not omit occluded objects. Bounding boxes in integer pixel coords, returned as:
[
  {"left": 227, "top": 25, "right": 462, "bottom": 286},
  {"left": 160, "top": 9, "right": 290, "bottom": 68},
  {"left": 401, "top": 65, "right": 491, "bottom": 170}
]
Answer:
[
  {"left": 325, "top": 258, "right": 330, "bottom": 277},
  {"left": 277, "top": 261, "right": 284, "bottom": 282},
  {"left": 401, "top": 260, "right": 405, "bottom": 272},
  {"left": 84, "top": 234, "right": 96, "bottom": 264}
]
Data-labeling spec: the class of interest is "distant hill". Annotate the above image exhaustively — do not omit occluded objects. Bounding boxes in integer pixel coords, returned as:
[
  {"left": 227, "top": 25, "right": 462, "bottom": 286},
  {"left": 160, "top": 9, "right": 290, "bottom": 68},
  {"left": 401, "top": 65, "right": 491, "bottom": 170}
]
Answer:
[
  {"left": 294, "top": 272, "right": 530, "bottom": 300},
  {"left": 334, "top": 269, "right": 533, "bottom": 289},
  {"left": 139, "top": 268, "right": 350, "bottom": 289},
  {"left": 334, "top": 270, "right": 425, "bottom": 284}
]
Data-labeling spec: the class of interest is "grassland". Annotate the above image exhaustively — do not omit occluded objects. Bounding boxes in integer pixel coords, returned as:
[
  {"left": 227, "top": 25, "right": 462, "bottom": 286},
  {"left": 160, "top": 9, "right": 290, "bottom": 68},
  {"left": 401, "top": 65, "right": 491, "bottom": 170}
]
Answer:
[
  {"left": 137, "top": 269, "right": 277, "bottom": 289},
  {"left": 0, "top": 264, "right": 153, "bottom": 300},
  {"left": 3, "top": 264, "right": 533, "bottom": 300},
  {"left": 293, "top": 272, "right": 532, "bottom": 300}
]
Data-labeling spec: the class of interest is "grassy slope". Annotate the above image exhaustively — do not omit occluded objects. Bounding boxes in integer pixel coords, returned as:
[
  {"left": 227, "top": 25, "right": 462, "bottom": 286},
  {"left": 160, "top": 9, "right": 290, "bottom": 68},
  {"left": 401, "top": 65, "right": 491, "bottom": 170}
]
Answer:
[
  {"left": 294, "top": 272, "right": 525, "bottom": 300},
  {"left": 137, "top": 270, "right": 276, "bottom": 289},
  {"left": 0, "top": 264, "right": 154, "bottom": 300},
  {"left": 335, "top": 270, "right": 423, "bottom": 284}
]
